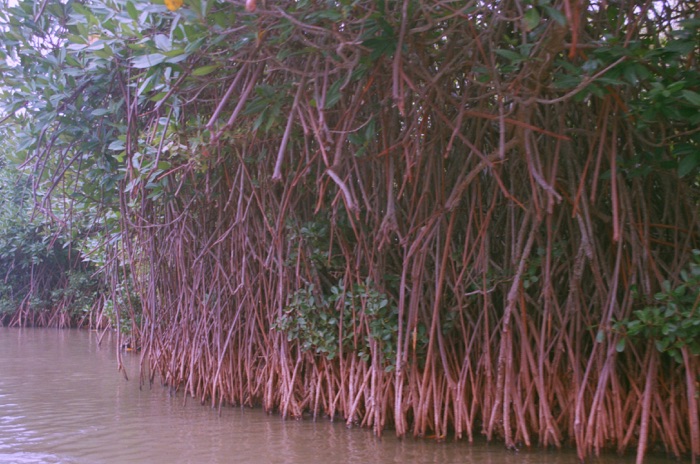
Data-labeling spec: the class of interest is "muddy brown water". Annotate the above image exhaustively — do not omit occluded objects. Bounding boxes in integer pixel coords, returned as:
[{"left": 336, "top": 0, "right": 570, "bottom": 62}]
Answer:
[{"left": 0, "top": 328, "right": 679, "bottom": 463}]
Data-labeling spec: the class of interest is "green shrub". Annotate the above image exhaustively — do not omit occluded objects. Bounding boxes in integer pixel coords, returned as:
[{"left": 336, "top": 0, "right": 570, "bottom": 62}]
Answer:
[{"left": 616, "top": 250, "right": 700, "bottom": 362}]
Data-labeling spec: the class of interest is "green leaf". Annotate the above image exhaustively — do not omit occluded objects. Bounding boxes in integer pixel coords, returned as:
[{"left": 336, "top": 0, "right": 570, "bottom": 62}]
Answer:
[
  {"left": 543, "top": 5, "right": 567, "bottom": 26},
  {"left": 324, "top": 80, "right": 343, "bottom": 109},
  {"left": 681, "top": 90, "right": 700, "bottom": 106},
  {"left": 149, "top": 91, "right": 169, "bottom": 102},
  {"left": 131, "top": 53, "right": 167, "bottom": 69},
  {"left": 655, "top": 338, "right": 669, "bottom": 352},
  {"left": 363, "top": 36, "right": 397, "bottom": 60},
  {"left": 191, "top": 65, "right": 219, "bottom": 76},
  {"left": 164, "top": 53, "right": 189, "bottom": 64},
  {"left": 494, "top": 49, "right": 525, "bottom": 63},
  {"left": 615, "top": 338, "right": 626, "bottom": 352},
  {"left": 108, "top": 139, "right": 125, "bottom": 151},
  {"left": 137, "top": 74, "right": 155, "bottom": 96},
  {"left": 154, "top": 34, "right": 172, "bottom": 52},
  {"left": 595, "top": 329, "right": 605, "bottom": 343},
  {"left": 678, "top": 154, "right": 699, "bottom": 178},
  {"left": 664, "top": 40, "right": 694, "bottom": 55},
  {"left": 126, "top": 1, "right": 139, "bottom": 21},
  {"left": 523, "top": 8, "right": 540, "bottom": 32},
  {"left": 66, "top": 43, "right": 88, "bottom": 51}
]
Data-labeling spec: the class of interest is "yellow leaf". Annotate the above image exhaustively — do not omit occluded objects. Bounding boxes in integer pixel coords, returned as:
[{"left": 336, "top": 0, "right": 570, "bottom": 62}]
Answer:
[{"left": 164, "top": 0, "right": 183, "bottom": 11}]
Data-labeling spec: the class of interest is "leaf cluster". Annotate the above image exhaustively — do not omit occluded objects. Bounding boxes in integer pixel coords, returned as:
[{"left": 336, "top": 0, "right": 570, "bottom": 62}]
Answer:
[
  {"left": 615, "top": 250, "right": 700, "bottom": 363},
  {"left": 274, "top": 278, "right": 418, "bottom": 370}
]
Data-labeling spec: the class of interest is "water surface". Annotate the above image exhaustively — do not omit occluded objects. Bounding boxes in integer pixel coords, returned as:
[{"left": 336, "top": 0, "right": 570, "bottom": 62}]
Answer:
[{"left": 0, "top": 328, "right": 678, "bottom": 463}]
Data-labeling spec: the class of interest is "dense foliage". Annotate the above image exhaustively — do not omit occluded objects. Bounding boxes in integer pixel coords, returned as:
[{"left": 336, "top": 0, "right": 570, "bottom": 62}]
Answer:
[
  {"left": 0, "top": 125, "right": 101, "bottom": 326},
  {"left": 1, "top": 0, "right": 699, "bottom": 461}
]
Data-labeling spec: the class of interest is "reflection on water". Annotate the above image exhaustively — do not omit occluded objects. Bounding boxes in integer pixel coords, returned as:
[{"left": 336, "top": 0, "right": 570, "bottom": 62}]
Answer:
[{"left": 0, "top": 328, "right": 677, "bottom": 464}]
